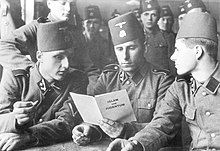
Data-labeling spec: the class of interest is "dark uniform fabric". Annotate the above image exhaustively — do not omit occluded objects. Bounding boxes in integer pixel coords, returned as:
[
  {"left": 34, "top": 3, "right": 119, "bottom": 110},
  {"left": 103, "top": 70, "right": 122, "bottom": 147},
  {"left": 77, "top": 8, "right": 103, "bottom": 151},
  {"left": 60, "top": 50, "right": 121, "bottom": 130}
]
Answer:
[
  {"left": 144, "top": 25, "right": 176, "bottom": 75},
  {"left": 90, "top": 61, "right": 174, "bottom": 139},
  {"left": 130, "top": 63, "right": 220, "bottom": 151},
  {"left": 84, "top": 32, "right": 111, "bottom": 71},
  {"left": 0, "top": 13, "right": 100, "bottom": 92},
  {"left": 0, "top": 64, "right": 88, "bottom": 146}
]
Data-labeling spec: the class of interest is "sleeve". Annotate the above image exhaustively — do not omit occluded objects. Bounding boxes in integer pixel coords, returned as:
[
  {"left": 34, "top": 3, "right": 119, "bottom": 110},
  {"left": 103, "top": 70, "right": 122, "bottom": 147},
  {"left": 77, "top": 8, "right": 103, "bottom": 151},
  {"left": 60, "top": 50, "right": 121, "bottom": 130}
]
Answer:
[
  {"left": 0, "top": 20, "right": 39, "bottom": 69},
  {"left": 130, "top": 84, "right": 183, "bottom": 151},
  {"left": 0, "top": 69, "right": 21, "bottom": 133},
  {"left": 26, "top": 71, "right": 89, "bottom": 146}
]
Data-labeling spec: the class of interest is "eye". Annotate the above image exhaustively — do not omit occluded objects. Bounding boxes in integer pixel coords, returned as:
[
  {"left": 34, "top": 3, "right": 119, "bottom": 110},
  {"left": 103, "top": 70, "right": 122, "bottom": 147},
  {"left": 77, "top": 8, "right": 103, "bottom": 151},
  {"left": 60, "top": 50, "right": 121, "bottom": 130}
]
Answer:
[
  {"left": 128, "top": 45, "right": 137, "bottom": 50},
  {"left": 55, "top": 54, "right": 65, "bottom": 60},
  {"left": 115, "top": 47, "right": 123, "bottom": 52}
]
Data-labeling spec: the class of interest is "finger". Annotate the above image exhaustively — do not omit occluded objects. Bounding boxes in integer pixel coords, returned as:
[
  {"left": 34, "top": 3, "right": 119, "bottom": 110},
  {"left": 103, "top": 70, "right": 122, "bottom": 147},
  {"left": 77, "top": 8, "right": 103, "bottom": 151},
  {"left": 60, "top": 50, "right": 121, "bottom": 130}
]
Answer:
[
  {"left": 121, "top": 142, "right": 133, "bottom": 151},
  {"left": 102, "top": 118, "right": 115, "bottom": 126},
  {"left": 0, "top": 139, "right": 7, "bottom": 151},
  {"left": 13, "top": 101, "right": 34, "bottom": 108},
  {"left": 82, "top": 125, "right": 90, "bottom": 136}
]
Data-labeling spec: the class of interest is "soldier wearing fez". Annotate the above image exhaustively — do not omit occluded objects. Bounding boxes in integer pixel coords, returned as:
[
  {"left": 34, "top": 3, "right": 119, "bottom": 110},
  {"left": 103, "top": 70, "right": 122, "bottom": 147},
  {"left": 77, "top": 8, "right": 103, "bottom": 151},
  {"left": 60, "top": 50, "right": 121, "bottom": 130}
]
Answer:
[
  {"left": 0, "top": 0, "right": 100, "bottom": 94},
  {"left": 157, "top": 5, "right": 174, "bottom": 35},
  {"left": 83, "top": 5, "right": 112, "bottom": 71},
  {"left": 72, "top": 12, "right": 174, "bottom": 146},
  {"left": 107, "top": 11, "right": 220, "bottom": 151},
  {"left": 140, "top": 0, "right": 176, "bottom": 76},
  {"left": 0, "top": 21, "right": 88, "bottom": 150}
]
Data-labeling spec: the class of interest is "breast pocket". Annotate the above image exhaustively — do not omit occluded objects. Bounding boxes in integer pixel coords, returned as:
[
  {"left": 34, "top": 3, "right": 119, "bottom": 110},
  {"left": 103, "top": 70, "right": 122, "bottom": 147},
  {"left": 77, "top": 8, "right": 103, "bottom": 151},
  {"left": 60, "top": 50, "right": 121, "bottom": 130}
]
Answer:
[
  {"left": 184, "top": 106, "right": 196, "bottom": 123},
  {"left": 137, "top": 97, "right": 156, "bottom": 123}
]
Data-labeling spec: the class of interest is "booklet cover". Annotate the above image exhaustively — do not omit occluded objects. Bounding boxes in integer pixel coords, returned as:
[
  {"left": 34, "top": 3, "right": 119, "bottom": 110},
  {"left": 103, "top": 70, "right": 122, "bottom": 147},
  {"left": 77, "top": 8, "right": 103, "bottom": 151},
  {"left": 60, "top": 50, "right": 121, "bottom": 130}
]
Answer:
[{"left": 70, "top": 89, "right": 137, "bottom": 125}]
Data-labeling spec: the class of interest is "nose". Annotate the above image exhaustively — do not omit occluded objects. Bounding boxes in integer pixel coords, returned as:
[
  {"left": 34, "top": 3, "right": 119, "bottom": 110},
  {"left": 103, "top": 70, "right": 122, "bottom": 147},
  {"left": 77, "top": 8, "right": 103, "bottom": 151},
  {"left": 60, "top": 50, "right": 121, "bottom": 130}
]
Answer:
[
  {"left": 64, "top": 2, "right": 71, "bottom": 12},
  {"left": 170, "top": 50, "right": 176, "bottom": 62},
  {"left": 62, "top": 57, "right": 69, "bottom": 69},
  {"left": 123, "top": 48, "right": 130, "bottom": 60},
  {"left": 163, "top": 19, "right": 168, "bottom": 24}
]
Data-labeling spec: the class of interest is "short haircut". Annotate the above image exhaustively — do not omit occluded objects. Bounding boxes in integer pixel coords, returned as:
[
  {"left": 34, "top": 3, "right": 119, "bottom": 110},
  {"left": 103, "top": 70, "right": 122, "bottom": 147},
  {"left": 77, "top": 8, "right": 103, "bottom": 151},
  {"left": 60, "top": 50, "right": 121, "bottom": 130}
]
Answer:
[{"left": 183, "top": 38, "right": 218, "bottom": 61}]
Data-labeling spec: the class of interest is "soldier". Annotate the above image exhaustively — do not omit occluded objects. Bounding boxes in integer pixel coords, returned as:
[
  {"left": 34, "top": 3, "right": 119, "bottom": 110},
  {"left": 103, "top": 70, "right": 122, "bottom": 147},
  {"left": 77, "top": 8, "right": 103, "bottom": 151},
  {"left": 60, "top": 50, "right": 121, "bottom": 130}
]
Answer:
[
  {"left": 0, "top": 0, "right": 100, "bottom": 94},
  {"left": 72, "top": 12, "right": 174, "bottom": 146},
  {"left": 157, "top": 5, "right": 174, "bottom": 34},
  {"left": 107, "top": 11, "right": 220, "bottom": 151},
  {"left": 0, "top": 21, "right": 88, "bottom": 150},
  {"left": 82, "top": 5, "right": 112, "bottom": 71},
  {"left": 140, "top": 0, "right": 176, "bottom": 76},
  {"left": 132, "top": 8, "right": 142, "bottom": 25}
]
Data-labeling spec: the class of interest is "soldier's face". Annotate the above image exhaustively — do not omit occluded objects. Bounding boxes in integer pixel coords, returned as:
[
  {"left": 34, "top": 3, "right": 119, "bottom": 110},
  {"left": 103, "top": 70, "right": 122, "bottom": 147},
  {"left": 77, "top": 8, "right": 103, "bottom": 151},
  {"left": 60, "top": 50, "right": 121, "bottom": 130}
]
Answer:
[
  {"left": 171, "top": 39, "right": 197, "bottom": 75},
  {"left": 37, "top": 50, "right": 70, "bottom": 83},
  {"left": 158, "top": 16, "right": 173, "bottom": 32},
  {"left": 83, "top": 18, "right": 101, "bottom": 38},
  {"left": 114, "top": 39, "right": 145, "bottom": 76},
  {"left": 141, "top": 10, "right": 160, "bottom": 30},
  {"left": 47, "top": 0, "right": 75, "bottom": 21}
]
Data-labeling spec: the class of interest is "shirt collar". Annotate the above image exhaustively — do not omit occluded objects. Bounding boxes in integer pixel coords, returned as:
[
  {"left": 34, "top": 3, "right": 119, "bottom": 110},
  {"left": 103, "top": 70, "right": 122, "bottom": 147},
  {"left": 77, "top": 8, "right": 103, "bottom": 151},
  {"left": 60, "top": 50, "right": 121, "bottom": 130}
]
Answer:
[{"left": 119, "top": 61, "right": 149, "bottom": 86}]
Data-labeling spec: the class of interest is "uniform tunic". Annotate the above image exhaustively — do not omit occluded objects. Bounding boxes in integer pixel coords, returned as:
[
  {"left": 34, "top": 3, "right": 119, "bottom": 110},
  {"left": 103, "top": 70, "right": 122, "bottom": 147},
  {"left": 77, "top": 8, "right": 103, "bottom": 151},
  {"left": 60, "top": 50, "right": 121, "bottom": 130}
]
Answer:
[
  {"left": 144, "top": 26, "right": 176, "bottom": 75},
  {"left": 0, "top": 64, "right": 88, "bottom": 146},
  {"left": 131, "top": 63, "right": 220, "bottom": 151},
  {"left": 91, "top": 61, "right": 174, "bottom": 138}
]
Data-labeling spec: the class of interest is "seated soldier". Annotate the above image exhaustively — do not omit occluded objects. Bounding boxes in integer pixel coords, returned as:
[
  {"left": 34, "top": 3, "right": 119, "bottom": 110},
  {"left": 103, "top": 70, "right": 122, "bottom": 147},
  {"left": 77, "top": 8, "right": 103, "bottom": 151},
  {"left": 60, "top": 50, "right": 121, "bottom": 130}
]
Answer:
[
  {"left": 72, "top": 12, "right": 174, "bottom": 146},
  {"left": 0, "top": 21, "right": 88, "bottom": 150}
]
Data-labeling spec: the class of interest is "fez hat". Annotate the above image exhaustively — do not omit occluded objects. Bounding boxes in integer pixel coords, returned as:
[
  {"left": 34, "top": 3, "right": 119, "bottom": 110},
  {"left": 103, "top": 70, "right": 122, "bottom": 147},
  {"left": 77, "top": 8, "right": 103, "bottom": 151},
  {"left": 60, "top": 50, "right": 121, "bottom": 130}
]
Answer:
[
  {"left": 178, "top": 3, "right": 186, "bottom": 16},
  {"left": 176, "top": 12, "right": 217, "bottom": 43},
  {"left": 183, "top": 0, "right": 206, "bottom": 13},
  {"left": 84, "top": 5, "right": 102, "bottom": 20},
  {"left": 160, "top": 5, "right": 173, "bottom": 17},
  {"left": 37, "top": 21, "right": 72, "bottom": 52},
  {"left": 108, "top": 12, "right": 144, "bottom": 46},
  {"left": 141, "top": 0, "right": 160, "bottom": 13}
]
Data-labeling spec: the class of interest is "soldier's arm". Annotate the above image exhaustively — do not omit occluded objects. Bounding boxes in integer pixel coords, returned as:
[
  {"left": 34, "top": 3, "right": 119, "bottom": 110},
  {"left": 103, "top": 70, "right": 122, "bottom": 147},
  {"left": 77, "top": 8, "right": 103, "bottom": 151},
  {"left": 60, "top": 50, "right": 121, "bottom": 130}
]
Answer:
[
  {"left": 0, "top": 68, "right": 22, "bottom": 133},
  {"left": 0, "top": 20, "right": 39, "bottom": 69},
  {"left": 129, "top": 83, "right": 182, "bottom": 151},
  {"left": 25, "top": 70, "right": 88, "bottom": 146}
]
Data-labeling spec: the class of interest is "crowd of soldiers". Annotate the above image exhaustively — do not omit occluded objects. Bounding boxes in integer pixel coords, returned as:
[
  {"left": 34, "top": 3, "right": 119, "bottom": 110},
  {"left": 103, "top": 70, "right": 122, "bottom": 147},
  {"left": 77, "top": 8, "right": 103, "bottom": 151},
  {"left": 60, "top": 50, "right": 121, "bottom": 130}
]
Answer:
[{"left": 0, "top": 0, "right": 219, "bottom": 151}]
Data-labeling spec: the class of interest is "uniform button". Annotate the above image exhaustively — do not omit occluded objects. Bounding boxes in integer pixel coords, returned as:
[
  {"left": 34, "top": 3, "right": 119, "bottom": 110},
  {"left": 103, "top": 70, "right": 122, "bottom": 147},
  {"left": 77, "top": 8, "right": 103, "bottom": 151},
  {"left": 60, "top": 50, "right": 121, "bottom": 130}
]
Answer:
[
  {"left": 126, "top": 81, "right": 130, "bottom": 85},
  {"left": 39, "top": 119, "right": 43, "bottom": 123},
  {"left": 39, "top": 83, "right": 43, "bottom": 86},
  {"left": 205, "top": 112, "right": 211, "bottom": 116},
  {"left": 212, "top": 148, "right": 216, "bottom": 151},
  {"left": 147, "top": 103, "right": 152, "bottom": 108},
  {"left": 114, "top": 66, "right": 118, "bottom": 70},
  {"left": 202, "top": 92, "right": 207, "bottom": 96},
  {"left": 211, "top": 133, "right": 216, "bottom": 138}
]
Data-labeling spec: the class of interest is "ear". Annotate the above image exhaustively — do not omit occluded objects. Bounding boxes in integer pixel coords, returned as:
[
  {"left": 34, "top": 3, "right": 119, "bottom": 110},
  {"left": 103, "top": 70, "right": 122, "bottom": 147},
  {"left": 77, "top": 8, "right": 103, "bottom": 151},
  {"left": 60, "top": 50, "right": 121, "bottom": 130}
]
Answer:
[
  {"left": 195, "top": 45, "right": 204, "bottom": 60},
  {"left": 36, "top": 51, "right": 43, "bottom": 62}
]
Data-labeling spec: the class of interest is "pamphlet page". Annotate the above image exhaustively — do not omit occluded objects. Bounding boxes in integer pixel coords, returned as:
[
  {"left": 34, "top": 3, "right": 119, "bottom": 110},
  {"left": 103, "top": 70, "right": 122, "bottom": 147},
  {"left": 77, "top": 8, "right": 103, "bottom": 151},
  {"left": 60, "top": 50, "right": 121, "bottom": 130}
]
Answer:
[
  {"left": 70, "top": 89, "right": 136, "bottom": 125},
  {"left": 70, "top": 93, "right": 103, "bottom": 125}
]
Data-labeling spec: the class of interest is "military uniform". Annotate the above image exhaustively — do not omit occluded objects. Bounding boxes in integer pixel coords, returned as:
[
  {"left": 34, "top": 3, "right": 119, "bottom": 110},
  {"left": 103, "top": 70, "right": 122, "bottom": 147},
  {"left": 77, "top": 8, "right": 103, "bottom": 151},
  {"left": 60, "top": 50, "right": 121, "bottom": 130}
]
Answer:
[
  {"left": 91, "top": 61, "right": 174, "bottom": 139},
  {"left": 144, "top": 25, "right": 176, "bottom": 75},
  {"left": 130, "top": 63, "right": 220, "bottom": 151},
  {"left": 0, "top": 13, "right": 100, "bottom": 92},
  {"left": 0, "top": 64, "right": 88, "bottom": 146}
]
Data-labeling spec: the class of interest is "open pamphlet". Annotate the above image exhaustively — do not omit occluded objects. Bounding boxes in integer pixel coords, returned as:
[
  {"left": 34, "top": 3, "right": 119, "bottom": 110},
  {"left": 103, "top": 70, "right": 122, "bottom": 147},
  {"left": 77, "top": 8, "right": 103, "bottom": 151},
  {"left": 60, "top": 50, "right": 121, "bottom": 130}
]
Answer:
[{"left": 70, "top": 89, "right": 137, "bottom": 125}]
